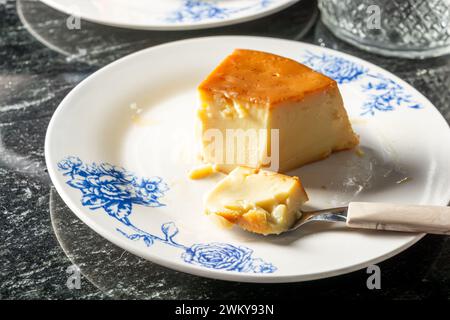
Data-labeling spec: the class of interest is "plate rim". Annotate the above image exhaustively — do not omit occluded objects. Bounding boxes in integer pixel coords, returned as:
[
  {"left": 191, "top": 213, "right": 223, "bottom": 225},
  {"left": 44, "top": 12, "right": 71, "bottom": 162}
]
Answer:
[
  {"left": 39, "top": 0, "right": 300, "bottom": 31},
  {"left": 45, "top": 35, "right": 450, "bottom": 283}
]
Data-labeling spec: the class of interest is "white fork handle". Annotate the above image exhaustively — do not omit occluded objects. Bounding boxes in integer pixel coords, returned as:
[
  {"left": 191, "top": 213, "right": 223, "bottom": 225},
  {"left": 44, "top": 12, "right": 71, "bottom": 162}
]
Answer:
[{"left": 346, "top": 202, "right": 450, "bottom": 235}]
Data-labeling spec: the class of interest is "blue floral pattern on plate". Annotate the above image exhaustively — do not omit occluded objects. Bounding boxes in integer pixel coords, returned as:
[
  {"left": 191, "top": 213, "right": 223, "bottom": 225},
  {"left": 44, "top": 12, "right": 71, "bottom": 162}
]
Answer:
[
  {"left": 301, "top": 51, "right": 422, "bottom": 115},
  {"left": 58, "top": 156, "right": 168, "bottom": 224},
  {"left": 360, "top": 73, "right": 421, "bottom": 116},
  {"left": 167, "top": 0, "right": 272, "bottom": 23},
  {"left": 301, "top": 51, "right": 366, "bottom": 84},
  {"left": 58, "top": 156, "right": 276, "bottom": 274}
]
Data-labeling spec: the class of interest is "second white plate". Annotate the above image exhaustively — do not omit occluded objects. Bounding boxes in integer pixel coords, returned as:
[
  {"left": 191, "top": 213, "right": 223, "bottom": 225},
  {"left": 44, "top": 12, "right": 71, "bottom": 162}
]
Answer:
[{"left": 40, "top": 0, "right": 299, "bottom": 30}]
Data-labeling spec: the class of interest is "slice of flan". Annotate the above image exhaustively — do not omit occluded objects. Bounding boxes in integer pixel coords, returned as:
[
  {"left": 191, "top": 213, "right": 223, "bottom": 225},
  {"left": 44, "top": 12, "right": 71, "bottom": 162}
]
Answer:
[
  {"left": 205, "top": 166, "right": 308, "bottom": 235},
  {"left": 197, "top": 49, "right": 359, "bottom": 172}
]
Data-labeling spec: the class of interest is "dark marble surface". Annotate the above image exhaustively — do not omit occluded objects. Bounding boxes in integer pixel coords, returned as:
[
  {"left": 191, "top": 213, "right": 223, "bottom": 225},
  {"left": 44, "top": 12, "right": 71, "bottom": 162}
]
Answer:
[{"left": 0, "top": 0, "right": 449, "bottom": 300}]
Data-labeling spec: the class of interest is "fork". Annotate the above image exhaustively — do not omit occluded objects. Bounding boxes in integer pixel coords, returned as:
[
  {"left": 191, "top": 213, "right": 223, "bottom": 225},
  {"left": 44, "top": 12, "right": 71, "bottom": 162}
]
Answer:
[{"left": 289, "top": 202, "right": 450, "bottom": 235}]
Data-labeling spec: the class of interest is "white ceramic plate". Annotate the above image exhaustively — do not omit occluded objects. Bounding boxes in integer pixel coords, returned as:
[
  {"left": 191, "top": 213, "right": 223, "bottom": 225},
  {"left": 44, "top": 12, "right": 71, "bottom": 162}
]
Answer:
[
  {"left": 46, "top": 36, "right": 450, "bottom": 283},
  {"left": 40, "top": 0, "right": 298, "bottom": 30}
]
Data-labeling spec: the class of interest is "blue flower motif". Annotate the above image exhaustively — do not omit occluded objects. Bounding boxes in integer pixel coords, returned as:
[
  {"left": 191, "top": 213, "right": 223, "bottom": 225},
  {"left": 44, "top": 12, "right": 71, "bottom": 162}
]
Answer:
[
  {"left": 58, "top": 156, "right": 82, "bottom": 171},
  {"left": 167, "top": 0, "right": 272, "bottom": 23},
  {"left": 59, "top": 158, "right": 276, "bottom": 274},
  {"left": 183, "top": 243, "right": 253, "bottom": 271},
  {"left": 301, "top": 51, "right": 366, "bottom": 84},
  {"left": 301, "top": 52, "right": 421, "bottom": 115},
  {"left": 134, "top": 177, "right": 169, "bottom": 205},
  {"left": 58, "top": 157, "right": 168, "bottom": 223},
  {"left": 361, "top": 74, "right": 421, "bottom": 116},
  {"left": 183, "top": 243, "right": 276, "bottom": 273},
  {"left": 249, "top": 258, "right": 277, "bottom": 273}
]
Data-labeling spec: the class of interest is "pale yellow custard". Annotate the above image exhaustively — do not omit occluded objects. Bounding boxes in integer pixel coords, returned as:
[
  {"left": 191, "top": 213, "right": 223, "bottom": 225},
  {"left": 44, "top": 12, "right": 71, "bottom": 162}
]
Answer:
[
  {"left": 204, "top": 166, "right": 308, "bottom": 235},
  {"left": 197, "top": 49, "right": 359, "bottom": 172}
]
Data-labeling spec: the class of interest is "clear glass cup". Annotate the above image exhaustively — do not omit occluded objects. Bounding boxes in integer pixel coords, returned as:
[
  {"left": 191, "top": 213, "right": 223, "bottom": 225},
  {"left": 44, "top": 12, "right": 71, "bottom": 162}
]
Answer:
[{"left": 318, "top": 0, "right": 450, "bottom": 58}]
